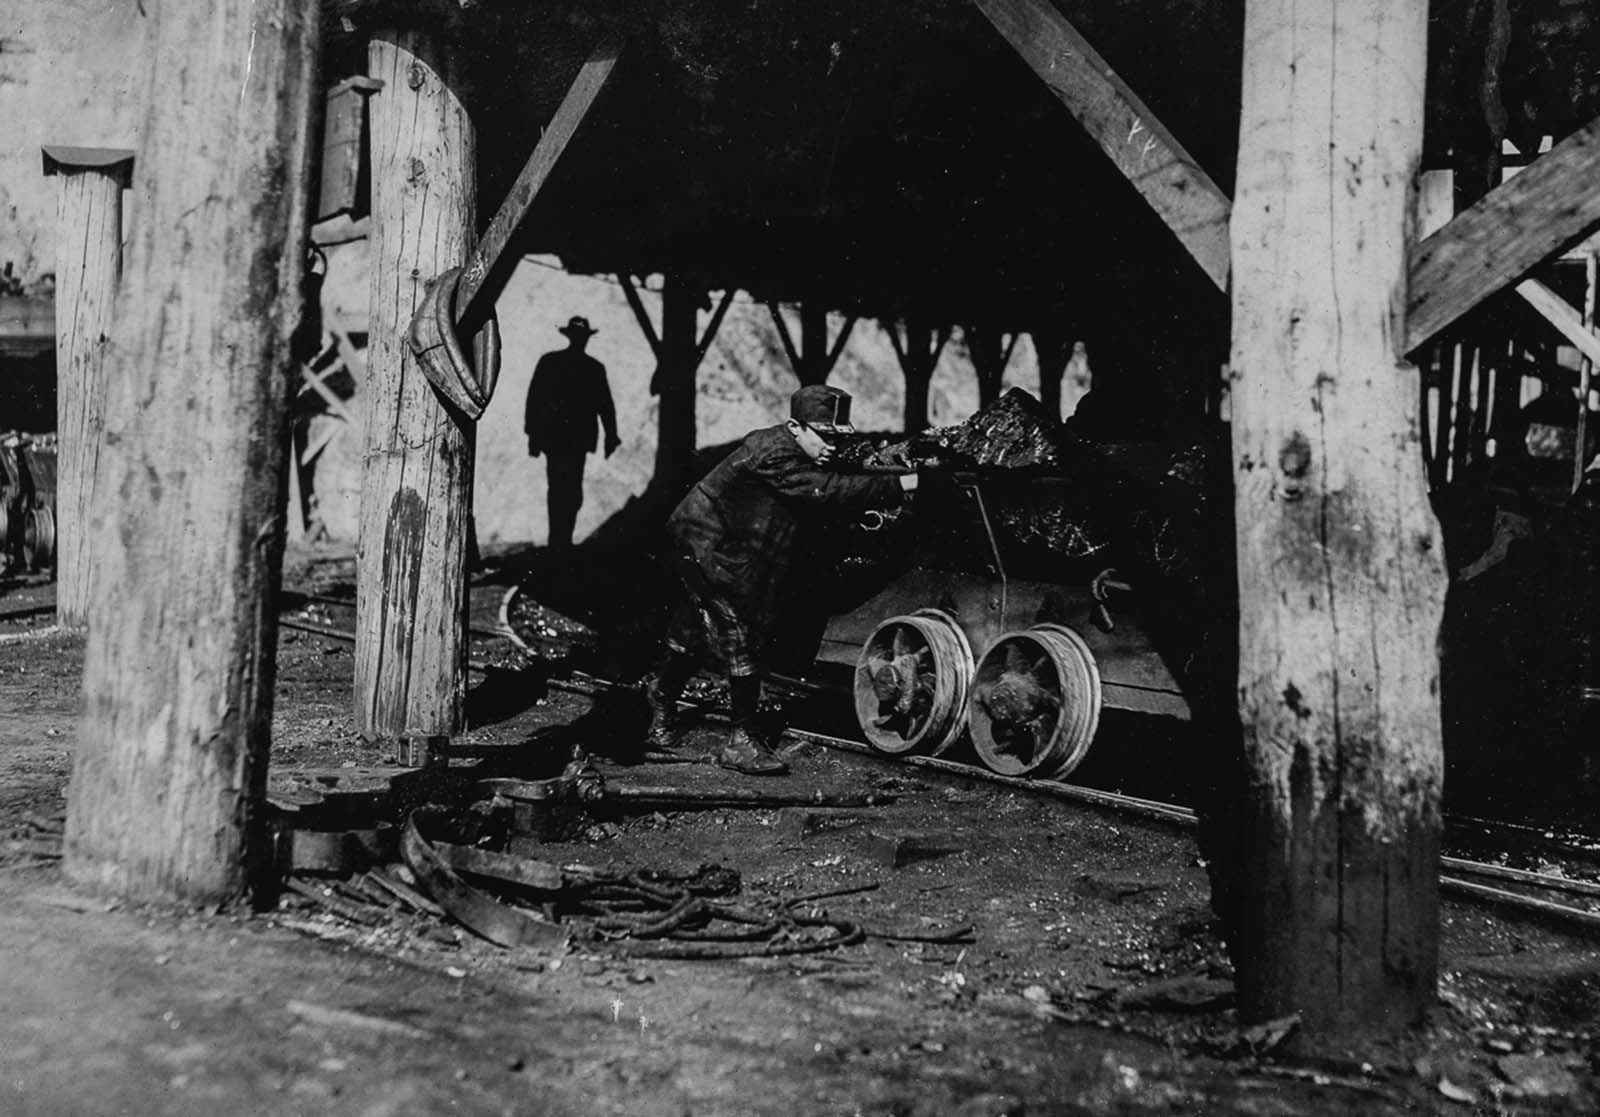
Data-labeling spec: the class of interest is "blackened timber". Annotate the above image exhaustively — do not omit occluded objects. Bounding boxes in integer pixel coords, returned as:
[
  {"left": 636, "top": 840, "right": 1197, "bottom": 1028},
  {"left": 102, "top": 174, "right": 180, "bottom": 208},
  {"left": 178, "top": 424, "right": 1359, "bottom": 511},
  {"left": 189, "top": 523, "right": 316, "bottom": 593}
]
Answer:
[
  {"left": 971, "top": 0, "right": 1232, "bottom": 291},
  {"left": 654, "top": 274, "right": 701, "bottom": 488},
  {"left": 886, "top": 319, "right": 950, "bottom": 433},
  {"left": 695, "top": 289, "right": 735, "bottom": 368},
  {"left": 456, "top": 42, "right": 619, "bottom": 327},
  {"left": 618, "top": 273, "right": 662, "bottom": 365},
  {"left": 1406, "top": 113, "right": 1600, "bottom": 352}
]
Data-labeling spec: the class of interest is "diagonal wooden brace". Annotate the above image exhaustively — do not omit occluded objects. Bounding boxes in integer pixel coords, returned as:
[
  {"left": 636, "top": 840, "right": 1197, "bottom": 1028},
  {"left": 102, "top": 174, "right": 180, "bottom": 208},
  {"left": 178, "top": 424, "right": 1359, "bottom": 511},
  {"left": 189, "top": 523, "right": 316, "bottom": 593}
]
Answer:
[{"left": 408, "top": 41, "right": 620, "bottom": 419}]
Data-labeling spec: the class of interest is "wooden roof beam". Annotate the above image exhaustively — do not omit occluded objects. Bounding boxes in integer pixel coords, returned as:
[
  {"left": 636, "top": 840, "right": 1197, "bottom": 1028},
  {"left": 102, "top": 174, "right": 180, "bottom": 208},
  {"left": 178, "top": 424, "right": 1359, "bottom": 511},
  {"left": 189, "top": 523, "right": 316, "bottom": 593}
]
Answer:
[
  {"left": 971, "top": 0, "right": 1232, "bottom": 291},
  {"left": 1405, "top": 113, "right": 1600, "bottom": 352}
]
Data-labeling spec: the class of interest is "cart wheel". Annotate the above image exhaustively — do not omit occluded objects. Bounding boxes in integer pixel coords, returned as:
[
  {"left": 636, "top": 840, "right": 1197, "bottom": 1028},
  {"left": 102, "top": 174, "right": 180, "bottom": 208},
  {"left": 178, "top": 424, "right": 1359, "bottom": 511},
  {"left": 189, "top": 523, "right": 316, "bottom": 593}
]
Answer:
[
  {"left": 969, "top": 623, "right": 1101, "bottom": 778},
  {"left": 22, "top": 506, "right": 55, "bottom": 571},
  {"left": 853, "top": 608, "right": 973, "bottom": 756}
]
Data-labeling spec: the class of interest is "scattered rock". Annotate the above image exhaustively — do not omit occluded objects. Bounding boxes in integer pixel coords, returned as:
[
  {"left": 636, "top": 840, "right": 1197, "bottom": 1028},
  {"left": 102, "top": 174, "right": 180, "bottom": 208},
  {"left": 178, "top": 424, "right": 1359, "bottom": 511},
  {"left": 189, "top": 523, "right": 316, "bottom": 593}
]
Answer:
[
  {"left": 776, "top": 808, "right": 875, "bottom": 841},
  {"left": 1239, "top": 1013, "right": 1299, "bottom": 1056},
  {"left": 862, "top": 829, "right": 961, "bottom": 868},
  {"left": 953, "top": 1091, "right": 1025, "bottom": 1116},
  {"left": 286, "top": 999, "right": 429, "bottom": 1039},
  {"left": 1117, "top": 975, "right": 1233, "bottom": 1012},
  {"left": 1069, "top": 873, "right": 1162, "bottom": 904},
  {"left": 1496, "top": 1053, "right": 1583, "bottom": 1099}
]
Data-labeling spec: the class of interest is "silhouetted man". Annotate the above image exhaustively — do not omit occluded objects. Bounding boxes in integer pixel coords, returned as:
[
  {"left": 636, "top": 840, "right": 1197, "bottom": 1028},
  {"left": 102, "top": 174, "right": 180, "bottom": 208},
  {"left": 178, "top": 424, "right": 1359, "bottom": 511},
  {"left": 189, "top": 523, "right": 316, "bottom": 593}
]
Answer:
[{"left": 525, "top": 315, "right": 620, "bottom": 549}]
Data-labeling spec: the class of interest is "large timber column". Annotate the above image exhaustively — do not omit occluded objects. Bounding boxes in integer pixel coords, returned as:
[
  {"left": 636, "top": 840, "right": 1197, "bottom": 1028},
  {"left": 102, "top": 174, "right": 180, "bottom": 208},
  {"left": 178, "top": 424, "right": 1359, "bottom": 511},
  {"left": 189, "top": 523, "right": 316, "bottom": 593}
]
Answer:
[
  {"left": 356, "top": 29, "right": 476, "bottom": 741},
  {"left": 885, "top": 318, "right": 949, "bottom": 433},
  {"left": 64, "top": 0, "right": 319, "bottom": 903},
  {"left": 44, "top": 147, "right": 132, "bottom": 630},
  {"left": 1228, "top": 0, "right": 1445, "bottom": 1034},
  {"left": 654, "top": 274, "right": 702, "bottom": 491}
]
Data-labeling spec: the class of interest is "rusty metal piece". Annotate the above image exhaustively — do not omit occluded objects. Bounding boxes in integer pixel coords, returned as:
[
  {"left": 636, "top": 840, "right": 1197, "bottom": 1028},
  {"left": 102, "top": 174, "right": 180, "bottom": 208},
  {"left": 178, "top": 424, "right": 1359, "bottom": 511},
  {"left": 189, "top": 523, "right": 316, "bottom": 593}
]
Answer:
[
  {"left": 970, "top": 623, "right": 1102, "bottom": 779},
  {"left": 22, "top": 505, "right": 54, "bottom": 571},
  {"left": 285, "top": 826, "right": 393, "bottom": 874},
  {"left": 408, "top": 266, "right": 501, "bottom": 420},
  {"left": 401, "top": 808, "right": 568, "bottom": 949},
  {"left": 853, "top": 608, "right": 973, "bottom": 756},
  {"left": 432, "top": 839, "right": 564, "bottom": 893}
]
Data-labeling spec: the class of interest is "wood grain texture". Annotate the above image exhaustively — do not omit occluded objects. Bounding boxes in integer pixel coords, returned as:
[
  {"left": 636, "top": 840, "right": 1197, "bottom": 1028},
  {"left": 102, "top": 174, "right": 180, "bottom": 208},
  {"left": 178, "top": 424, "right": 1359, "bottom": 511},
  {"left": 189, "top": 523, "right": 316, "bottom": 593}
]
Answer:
[
  {"left": 64, "top": 0, "right": 320, "bottom": 903},
  {"left": 354, "top": 29, "right": 475, "bottom": 741},
  {"left": 1227, "top": 0, "right": 1444, "bottom": 1034},
  {"left": 1406, "top": 114, "right": 1600, "bottom": 351},
  {"left": 51, "top": 164, "right": 126, "bottom": 629},
  {"left": 971, "top": 0, "right": 1231, "bottom": 290}
]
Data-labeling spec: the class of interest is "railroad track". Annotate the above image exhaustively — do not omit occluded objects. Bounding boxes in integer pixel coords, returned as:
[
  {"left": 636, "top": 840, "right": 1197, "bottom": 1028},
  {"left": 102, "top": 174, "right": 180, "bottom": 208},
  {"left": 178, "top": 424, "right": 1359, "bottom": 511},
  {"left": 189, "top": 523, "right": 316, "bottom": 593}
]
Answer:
[{"left": 276, "top": 590, "right": 1600, "bottom": 932}]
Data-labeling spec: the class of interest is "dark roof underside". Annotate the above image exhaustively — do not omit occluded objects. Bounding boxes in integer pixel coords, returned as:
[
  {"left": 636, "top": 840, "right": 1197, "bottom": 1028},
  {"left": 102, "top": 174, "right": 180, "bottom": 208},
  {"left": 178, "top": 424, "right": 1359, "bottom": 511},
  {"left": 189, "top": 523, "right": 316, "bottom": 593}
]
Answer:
[{"left": 330, "top": 0, "right": 1600, "bottom": 390}]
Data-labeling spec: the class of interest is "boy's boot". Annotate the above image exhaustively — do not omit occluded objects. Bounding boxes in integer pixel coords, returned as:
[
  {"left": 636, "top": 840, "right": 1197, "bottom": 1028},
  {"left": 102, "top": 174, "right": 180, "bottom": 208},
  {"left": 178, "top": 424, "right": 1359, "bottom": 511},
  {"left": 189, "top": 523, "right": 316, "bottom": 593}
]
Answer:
[
  {"left": 643, "top": 651, "right": 695, "bottom": 752},
  {"left": 715, "top": 674, "right": 788, "bottom": 776}
]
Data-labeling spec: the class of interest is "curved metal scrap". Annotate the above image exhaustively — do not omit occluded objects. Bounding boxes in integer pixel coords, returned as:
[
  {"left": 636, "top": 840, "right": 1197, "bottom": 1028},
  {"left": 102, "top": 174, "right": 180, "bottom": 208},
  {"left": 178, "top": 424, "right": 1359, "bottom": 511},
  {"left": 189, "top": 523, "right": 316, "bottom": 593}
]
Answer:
[
  {"left": 408, "top": 267, "right": 502, "bottom": 421},
  {"left": 401, "top": 808, "right": 567, "bottom": 949}
]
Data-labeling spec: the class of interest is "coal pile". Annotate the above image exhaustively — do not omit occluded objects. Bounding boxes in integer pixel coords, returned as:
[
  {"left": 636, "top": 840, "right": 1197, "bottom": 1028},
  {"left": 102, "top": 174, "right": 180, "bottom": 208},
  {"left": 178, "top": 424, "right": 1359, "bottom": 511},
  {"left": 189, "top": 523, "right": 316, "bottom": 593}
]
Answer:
[
  {"left": 833, "top": 388, "right": 1084, "bottom": 474},
  {"left": 831, "top": 390, "right": 1234, "bottom": 700}
]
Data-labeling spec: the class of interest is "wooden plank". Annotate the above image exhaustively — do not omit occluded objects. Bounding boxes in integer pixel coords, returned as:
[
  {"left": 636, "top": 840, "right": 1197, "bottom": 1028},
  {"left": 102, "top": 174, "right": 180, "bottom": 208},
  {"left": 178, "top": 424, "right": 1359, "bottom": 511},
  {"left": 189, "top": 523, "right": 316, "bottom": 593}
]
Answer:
[
  {"left": 694, "top": 288, "right": 736, "bottom": 367},
  {"left": 1514, "top": 279, "right": 1600, "bottom": 368},
  {"left": 64, "top": 0, "right": 320, "bottom": 904},
  {"left": 48, "top": 156, "right": 127, "bottom": 629},
  {"left": 300, "top": 362, "right": 356, "bottom": 425},
  {"left": 617, "top": 273, "right": 662, "bottom": 361},
  {"left": 971, "top": 0, "right": 1231, "bottom": 291},
  {"left": 1227, "top": 0, "right": 1442, "bottom": 1035},
  {"left": 1406, "top": 113, "right": 1600, "bottom": 352},
  {"left": 767, "top": 303, "right": 802, "bottom": 374},
  {"left": 457, "top": 43, "right": 619, "bottom": 324},
  {"left": 823, "top": 315, "right": 857, "bottom": 377}
]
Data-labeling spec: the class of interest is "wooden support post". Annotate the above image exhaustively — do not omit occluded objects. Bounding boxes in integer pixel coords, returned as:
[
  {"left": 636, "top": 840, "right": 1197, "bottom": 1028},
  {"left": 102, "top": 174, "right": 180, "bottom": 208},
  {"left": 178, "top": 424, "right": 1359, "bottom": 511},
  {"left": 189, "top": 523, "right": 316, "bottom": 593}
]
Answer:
[
  {"left": 885, "top": 318, "right": 949, "bottom": 433},
  {"left": 43, "top": 147, "right": 132, "bottom": 630},
  {"left": 770, "top": 300, "right": 854, "bottom": 386},
  {"left": 355, "top": 29, "right": 475, "bottom": 744},
  {"left": 63, "top": 0, "right": 319, "bottom": 903},
  {"left": 1032, "top": 328, "right": 1072, "bottom": 423},
  {"left": 964, "top": 325, "right": 1017, "bottom": 407},
  {"left": 654, "top": 273, "right": 701, "bottom": 490},
  {"left": 800, "top": 301, "right": 828, "bottom": 386},
  {"left": 1228, "top": 0, "right": 1445, "bottom": 1034}
]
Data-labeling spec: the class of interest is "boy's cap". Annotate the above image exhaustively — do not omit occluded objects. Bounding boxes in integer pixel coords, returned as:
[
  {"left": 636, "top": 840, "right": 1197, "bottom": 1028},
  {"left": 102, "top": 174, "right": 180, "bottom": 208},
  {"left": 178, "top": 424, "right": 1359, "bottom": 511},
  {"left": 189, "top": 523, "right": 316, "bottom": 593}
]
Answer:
[{"left": 789, "top": 384, "right": 855, "bottom": 434}]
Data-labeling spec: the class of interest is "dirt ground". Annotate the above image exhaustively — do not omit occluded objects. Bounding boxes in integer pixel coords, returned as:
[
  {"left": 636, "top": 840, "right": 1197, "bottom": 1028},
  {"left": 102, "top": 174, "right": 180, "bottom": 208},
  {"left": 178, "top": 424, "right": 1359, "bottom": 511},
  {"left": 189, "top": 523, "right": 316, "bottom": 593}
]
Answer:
[{"left": 2, "top": 548, "right": 1599, "bottom": 1115}]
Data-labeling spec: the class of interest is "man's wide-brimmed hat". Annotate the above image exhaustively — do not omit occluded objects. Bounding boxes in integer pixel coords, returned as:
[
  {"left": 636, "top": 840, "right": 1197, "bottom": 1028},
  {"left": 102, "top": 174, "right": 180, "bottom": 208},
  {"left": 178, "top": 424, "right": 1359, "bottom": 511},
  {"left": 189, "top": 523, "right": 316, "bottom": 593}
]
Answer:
[
  {"left": 789, "top": 384, "right": 855, "bottom": 434},
  {"left": 559, "top": 315, "right": 597, "bottom": 338}
]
